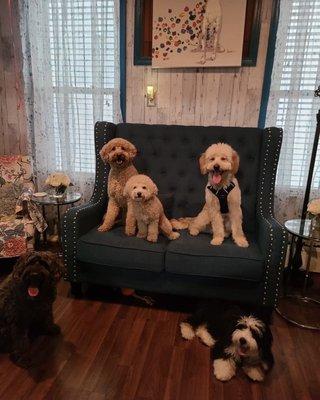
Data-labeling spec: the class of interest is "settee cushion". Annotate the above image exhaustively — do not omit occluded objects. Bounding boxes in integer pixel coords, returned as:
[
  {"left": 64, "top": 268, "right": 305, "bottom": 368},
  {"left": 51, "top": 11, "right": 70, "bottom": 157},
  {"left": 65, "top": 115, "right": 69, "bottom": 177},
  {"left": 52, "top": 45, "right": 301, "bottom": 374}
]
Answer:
[
  {"left": 77, "top": 226, "right": 167, "bottom": 272},
  {"left": 165, "top": 231, "right": 264, "bottom": 282}
]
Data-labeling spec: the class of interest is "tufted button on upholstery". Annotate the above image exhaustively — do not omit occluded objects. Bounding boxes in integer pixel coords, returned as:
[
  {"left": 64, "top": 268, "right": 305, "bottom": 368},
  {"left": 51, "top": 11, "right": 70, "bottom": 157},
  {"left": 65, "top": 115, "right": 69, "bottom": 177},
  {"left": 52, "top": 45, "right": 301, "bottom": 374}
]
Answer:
[
  {"left": 188, "top": 187, "right": 195, "bottom": 193},
  {"left": 160, "top": 167, "right": 167, "bottom": 175},
  {"left": 238, "top": 138, "right": 245, "bottom": 145},
  {"left": 178, "top": 170, "right": 186, "bottom": 178},
  {"left": 246, "top": 154, "right": 255, "bottom": 162},
  {"left": 152, "top": 150, "right": 158, "bottom": 157},
  {"left": 177, "top": 200, "right": 187, "bottom": 208},
  {"left": 169, "top": 186, "right": 176, "bottom": 192},
  {"left": 181, "top": 136, "right": 189, "bottom": 144},
  {"left": 171, "top": 153, "right": 177, "bottom": 159}
]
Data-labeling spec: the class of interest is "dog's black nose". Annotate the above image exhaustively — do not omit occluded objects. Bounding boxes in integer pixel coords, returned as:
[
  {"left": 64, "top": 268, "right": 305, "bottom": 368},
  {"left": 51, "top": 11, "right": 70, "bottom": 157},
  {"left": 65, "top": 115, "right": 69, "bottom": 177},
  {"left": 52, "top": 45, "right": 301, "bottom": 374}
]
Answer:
[
  {"left": 137, "top": 192, "right": 142, "bottom": 197},
  {"left": 239, "top": 337, "right": 247, "bottom": 346},
  {"left": 213, "top": 164, "right": 220, "bottom": 171}
]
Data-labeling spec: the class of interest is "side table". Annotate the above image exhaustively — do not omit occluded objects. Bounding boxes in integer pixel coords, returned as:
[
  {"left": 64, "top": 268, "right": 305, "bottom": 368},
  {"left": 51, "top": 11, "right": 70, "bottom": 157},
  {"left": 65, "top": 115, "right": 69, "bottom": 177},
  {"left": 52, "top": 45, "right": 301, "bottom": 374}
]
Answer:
[
  {"left": 33, "top": 192, "right": 82, "bottom": 245},
  {"left": 276, "top": 218, "right": 320, "bottom": 330}
]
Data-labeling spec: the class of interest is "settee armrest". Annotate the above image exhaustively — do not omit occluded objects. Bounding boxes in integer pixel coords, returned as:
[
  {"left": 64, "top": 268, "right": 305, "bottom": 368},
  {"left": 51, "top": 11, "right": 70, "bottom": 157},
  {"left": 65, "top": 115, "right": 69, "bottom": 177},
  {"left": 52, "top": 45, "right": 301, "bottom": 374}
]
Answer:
[
  {"left": 257, "top": 215, "right": 287, "bottom": 307},
  {"left": 256, "top": 127, "right": 288, "bottom": 307},
  {"left": 62, "top": 121, "right": 116, "bottom": 282}
]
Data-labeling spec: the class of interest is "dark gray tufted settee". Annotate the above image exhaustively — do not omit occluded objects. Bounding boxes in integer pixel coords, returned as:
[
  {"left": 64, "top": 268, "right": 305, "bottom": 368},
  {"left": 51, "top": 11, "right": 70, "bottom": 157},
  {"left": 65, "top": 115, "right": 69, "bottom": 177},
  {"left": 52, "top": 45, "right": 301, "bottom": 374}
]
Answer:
[{"left": 62, "top": 122, "right": 287, "bottom": 307}]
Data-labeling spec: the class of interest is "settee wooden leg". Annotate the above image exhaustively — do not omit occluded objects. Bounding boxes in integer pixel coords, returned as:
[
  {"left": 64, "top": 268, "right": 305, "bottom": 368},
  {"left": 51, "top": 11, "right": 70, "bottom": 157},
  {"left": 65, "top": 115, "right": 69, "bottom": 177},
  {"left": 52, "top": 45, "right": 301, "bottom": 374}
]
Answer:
[{"left": 70, "top": 282, "right": 83, "bottom": 298}]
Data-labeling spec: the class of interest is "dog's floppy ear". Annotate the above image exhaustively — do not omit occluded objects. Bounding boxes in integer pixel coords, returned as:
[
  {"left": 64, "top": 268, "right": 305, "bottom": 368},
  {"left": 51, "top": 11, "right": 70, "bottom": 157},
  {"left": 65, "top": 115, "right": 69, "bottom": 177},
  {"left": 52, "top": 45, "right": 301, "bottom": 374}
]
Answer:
[
  {"left": 99, "top": 143, "right": 110, "bottom": 162},
  {"left": 151, "top": 180, "right": 158, "bottom": 196},
  {"left": 39, "top": 251, "right": 66, "bottom": 282},
  {"left": 199, "top": 153, "right": 207, "bottom": 175},
  {"left": 128, "top": 142, "right": 137, "bottom": 160},
  {"left": 12, "top": 252, "right": 33, "bottom": 280},
  {"left": 231, "top": 151, "right": 240, "bottom": 175}
]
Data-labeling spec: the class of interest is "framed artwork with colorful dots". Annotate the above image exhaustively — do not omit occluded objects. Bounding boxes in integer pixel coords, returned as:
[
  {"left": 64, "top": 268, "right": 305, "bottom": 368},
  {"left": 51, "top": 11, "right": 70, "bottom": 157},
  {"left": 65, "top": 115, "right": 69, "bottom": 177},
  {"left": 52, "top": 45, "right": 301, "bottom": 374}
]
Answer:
[{"left": 134, "top": 0, "right": 263, "bottom": 67}]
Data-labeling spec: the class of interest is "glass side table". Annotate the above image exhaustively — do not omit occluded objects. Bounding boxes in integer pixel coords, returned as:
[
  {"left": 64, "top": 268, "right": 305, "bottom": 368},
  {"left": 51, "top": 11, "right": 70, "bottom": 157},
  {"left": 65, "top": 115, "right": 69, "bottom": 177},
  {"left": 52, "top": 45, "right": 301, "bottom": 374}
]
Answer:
[
  {"left": 276, "top": 218, "right": 320, "bottom": 330},
  {"left": 33, "top": 192, "right": 82, "bottom": 244}
]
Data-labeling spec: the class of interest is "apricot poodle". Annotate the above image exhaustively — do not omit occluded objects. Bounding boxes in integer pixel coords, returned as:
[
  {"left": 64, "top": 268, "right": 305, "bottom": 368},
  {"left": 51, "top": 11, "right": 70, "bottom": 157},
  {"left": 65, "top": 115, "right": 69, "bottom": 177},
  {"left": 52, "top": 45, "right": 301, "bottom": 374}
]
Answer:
[
  {"left": 124, "top": 174, "right": 180, "bottom": 243},
  {"left": 98, "top": 137, "right": 138, "bottom": 233},
  {"left": 192, "top": 143, "right": 248, "bottom": 247},
  {"left": 173, "top": 143, "right": 248, "bottom": 247}
]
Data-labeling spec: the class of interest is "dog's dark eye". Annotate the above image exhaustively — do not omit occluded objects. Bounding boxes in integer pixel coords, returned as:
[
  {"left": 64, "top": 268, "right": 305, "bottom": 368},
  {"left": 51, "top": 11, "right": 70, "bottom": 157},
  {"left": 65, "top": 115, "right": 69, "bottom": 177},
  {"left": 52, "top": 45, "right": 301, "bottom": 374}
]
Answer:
[
  {"left": 210, "top": 157, "right": 215, "bottom": 161},
  {"left": 237, "top": 323, "right": 246, "bottom": 330},
  {"left": 120, "top": 146, "right": 125, "bottom": 150},
  {"left": 221, "top": 157, "right": 226, "bottom": 161},
  {"left": 112, "top": 146, "right": 116, "bottom": 151},
  {"left": 142, "top": 186, "right": 146, "bottom": 189},
  {"left": 133, "top": 186, "right": 137, "bottom": 189}
]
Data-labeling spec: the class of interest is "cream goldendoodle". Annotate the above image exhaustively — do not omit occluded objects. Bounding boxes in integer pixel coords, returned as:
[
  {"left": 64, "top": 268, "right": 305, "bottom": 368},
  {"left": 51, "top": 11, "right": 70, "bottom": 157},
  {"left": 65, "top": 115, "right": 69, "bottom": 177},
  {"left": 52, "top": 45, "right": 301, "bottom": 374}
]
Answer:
[
  {"left": 98, "top": 137, "right": 138, "bottom": 233},
  {"left": 124, "top": 174, "right": 180, "bottom": 243},
  {"left": 173, "top": 143, "right": 248, "bottom": 247}
]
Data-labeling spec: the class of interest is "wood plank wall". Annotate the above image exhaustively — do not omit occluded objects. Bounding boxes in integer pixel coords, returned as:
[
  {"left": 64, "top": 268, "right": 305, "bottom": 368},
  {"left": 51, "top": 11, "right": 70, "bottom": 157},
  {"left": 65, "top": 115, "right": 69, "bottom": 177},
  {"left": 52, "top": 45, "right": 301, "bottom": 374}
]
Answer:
[
  {"left": 126, "top": 0, "right": 272, "bottom": 127},
  {"left": 0, "top": 0, "right": 27, "bottom": 155}
]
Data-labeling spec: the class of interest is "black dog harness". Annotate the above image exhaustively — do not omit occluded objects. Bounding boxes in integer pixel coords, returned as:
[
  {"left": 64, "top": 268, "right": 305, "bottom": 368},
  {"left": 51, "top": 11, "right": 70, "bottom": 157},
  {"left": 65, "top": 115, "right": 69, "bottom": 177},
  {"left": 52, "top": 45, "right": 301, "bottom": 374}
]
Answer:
[{"left": 207, "top": 182, "right": 235, "bottom": 214}]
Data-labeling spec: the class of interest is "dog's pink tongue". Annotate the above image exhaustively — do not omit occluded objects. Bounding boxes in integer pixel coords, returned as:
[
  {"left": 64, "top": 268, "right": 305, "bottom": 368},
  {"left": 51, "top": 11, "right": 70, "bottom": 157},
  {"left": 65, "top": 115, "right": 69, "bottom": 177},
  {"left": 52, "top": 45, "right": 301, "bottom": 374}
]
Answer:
[
  {"left": 212, "top": 174, "right": 222, "bottom": 185},
  {"left": 28, "top": 287, "right": 39, "bottom": 297}
]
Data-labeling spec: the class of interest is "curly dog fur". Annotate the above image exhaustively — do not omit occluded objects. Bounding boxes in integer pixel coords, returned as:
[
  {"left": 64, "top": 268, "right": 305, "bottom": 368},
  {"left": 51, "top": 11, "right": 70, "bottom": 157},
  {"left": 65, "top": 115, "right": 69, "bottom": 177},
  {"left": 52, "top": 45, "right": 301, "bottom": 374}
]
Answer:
[
  {"left": 192, "top": 143, "right": 248, "bottom": 247},
  {"left": 124, "top": 174, "right": 180, "bottom": 243},
  {"left": 173, "top": 143, "right": 248, "bottom": 247},
  {"left": 0, "top": 251, "right": 65, "bottom": 367},
  {"left": 98, "top": 138, "right": 138, "bottom": 233}
]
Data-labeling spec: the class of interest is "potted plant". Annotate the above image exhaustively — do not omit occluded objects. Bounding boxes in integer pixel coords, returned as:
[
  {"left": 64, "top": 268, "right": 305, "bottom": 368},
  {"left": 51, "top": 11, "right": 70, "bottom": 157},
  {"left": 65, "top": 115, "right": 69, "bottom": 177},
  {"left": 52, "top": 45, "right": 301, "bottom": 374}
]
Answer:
[{"left": 45, "top": 172, "right": 72, "bottom": 198}]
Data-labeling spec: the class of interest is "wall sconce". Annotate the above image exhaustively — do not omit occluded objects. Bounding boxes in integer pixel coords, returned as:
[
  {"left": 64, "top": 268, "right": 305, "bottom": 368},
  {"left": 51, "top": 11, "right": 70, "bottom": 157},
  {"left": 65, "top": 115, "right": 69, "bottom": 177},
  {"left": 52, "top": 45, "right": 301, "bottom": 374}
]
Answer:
[{"left": 146, "top": 85, "right": 156, "bottom": 107}]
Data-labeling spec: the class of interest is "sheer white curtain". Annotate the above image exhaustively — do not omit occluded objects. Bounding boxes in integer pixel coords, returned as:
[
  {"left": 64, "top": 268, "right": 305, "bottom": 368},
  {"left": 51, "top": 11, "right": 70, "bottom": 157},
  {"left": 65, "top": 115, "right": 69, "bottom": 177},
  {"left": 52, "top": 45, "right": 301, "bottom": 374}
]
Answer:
[
  {"left": 19, "top": 0, "right": 121, "bottom": 201},
  {"left": 266, "top": 0, "right": 320, "bottom": 222}
]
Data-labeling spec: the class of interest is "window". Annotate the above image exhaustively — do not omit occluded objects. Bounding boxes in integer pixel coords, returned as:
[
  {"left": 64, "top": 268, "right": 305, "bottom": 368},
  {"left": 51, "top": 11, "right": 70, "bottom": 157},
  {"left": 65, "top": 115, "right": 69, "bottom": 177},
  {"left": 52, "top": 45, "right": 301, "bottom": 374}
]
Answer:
[
  {"left": 266, "top": 0, "right": 320, "bottom": 190},
  {"left": 48, "top": 0, "right": 120, "bottom": 174}
]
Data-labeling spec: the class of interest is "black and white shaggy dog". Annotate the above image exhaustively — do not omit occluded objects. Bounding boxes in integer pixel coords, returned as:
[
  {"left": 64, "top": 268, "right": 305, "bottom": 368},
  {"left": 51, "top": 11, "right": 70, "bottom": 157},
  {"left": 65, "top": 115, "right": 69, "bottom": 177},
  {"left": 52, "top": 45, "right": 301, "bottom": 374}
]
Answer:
[
  {"left": 180, "top": 300, "right": 274, "bottom": 382},
  {"left": 0, "top": 251, "right": 65, "bottom": 367}
]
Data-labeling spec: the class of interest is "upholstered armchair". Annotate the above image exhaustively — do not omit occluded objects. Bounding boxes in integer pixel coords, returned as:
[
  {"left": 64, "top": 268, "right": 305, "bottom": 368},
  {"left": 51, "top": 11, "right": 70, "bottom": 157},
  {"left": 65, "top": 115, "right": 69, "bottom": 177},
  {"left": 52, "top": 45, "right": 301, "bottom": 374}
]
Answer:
[
  {"left": 63, "top": 122, "right": 287, "bottom": 307},
  {"left": 0, "top": 156, "right": 36, "bottom": 258}
]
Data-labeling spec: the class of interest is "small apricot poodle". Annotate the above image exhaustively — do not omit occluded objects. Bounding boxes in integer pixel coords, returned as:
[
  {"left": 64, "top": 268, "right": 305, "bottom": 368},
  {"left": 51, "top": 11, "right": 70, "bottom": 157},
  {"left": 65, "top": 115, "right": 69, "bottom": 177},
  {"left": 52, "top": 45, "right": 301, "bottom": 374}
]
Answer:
[
  {"left": 124, "top": 174, "right": 180, "bottom": 243},
  {"left": 98, "top": 137, "right": 138, "bottom": 233},
  {"left": 190, "top": 143, "right": 248, "bottom": 247}
]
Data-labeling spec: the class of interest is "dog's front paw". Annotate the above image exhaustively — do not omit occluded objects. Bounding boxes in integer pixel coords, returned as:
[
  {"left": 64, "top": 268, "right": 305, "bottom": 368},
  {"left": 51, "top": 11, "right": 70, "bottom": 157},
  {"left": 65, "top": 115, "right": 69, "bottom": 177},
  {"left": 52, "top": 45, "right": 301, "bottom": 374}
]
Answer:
[
  {"left": 147, "top": 235, "right": 157, "bottom": 243},
  {"left": 189, "top": 227, "right": 200, "bottom": 236},
  {"left": 125, "top": 227, "right": 136, "bottom": 236},
  {"left": 213, "top": 359, "right": 236, "bottom": 381},
  {"left": 243, "top": 366, "right": 265, "bottom": 382},
  {"left": 210, "top": 236, "right": 224, "bottom": 246},
  {"left": 180, "top": 322, "right": 195, "bottom": 340},
  {"left": 234, "top": 236, "right": 249, "bottom": 247},
  {"left": 98, "top": 224, "right": 110, "bottom": 232},
  {"left": 169, "top": 232, "right": 180, "bottom": 240}
]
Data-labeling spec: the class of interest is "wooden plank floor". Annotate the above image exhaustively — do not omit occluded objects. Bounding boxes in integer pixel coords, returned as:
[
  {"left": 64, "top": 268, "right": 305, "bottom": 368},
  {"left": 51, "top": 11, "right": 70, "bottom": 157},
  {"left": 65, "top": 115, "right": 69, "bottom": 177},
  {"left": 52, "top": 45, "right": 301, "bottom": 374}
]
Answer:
[{"left": 0, "top": 280, "right": 319, "bottom": 400}]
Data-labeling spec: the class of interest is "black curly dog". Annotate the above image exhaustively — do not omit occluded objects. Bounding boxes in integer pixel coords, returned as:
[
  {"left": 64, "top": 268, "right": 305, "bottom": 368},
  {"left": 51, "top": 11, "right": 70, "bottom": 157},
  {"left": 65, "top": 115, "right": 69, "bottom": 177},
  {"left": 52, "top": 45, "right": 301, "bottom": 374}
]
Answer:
[{"left": 0, "top": 251, "right": 65, "bottom": 367}]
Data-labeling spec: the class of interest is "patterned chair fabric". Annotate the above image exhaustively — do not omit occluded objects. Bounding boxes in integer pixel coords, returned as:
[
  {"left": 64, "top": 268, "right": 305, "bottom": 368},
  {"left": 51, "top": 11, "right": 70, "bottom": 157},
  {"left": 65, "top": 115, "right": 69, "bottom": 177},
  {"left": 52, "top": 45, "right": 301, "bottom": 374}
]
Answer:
[{"left": 0, "top": 156, "right": 35, "bottom": 258}]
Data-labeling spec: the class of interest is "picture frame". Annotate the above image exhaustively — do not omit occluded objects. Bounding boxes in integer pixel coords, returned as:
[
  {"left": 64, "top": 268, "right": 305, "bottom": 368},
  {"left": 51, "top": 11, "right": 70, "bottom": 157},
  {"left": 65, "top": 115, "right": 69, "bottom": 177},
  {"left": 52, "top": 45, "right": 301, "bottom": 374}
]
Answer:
[{"left": 134, "top": 0, "right": 263, "bottom": 67}]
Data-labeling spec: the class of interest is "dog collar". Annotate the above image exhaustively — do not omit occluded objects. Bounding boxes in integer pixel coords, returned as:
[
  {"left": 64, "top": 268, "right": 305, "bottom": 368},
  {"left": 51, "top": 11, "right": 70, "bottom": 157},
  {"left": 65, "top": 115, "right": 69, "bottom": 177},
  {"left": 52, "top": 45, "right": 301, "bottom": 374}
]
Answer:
[{"left": 207, "top": 182, "right": 235, "bottom": 214}]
